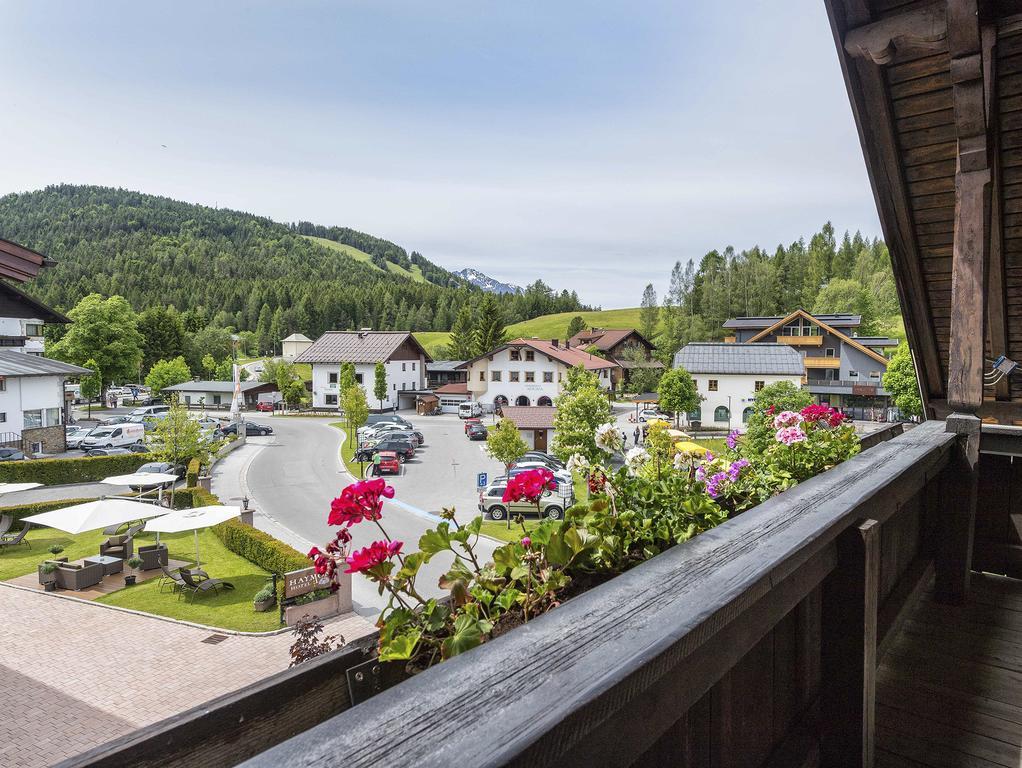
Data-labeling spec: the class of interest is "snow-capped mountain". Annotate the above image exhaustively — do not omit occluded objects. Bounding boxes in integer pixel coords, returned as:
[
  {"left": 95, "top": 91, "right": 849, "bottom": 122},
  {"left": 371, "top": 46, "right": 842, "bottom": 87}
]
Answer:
[{"left": 454, "top": 268, "right": 521, "bottom": 295}]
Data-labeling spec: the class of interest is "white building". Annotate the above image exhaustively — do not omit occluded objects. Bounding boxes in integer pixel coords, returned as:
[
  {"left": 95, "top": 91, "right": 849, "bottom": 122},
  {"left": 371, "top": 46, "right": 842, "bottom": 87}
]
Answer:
[
  {"left": 673, "top": 343, "right": 804, "bottom": 431},
  {"left": 499, "top": 405, "right": 557, "bottom": 452},
  {"left": 460, "top": 338, "right": 618, "bottom": 411},
  {"left": 296, "top": 331, "right": 431, "bottom": 412},
  {"left": 0, "top": 351, "right": 90, "bottom": 452},
  {"left": 281, "top": 333, "right": 313, "bottom": 360}
]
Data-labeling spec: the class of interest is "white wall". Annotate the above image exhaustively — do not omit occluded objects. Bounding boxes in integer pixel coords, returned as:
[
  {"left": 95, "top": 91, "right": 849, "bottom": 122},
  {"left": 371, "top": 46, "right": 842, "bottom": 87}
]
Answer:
[
  {"left": 311, "top": 358, "right": 425, "bottom": 410},
  {"left": 465, "top": 348, "right": 612, "bottom": 408},
  {"left": 689, "top": 373, "right": 803, "bottom": 431},
  {"left": 0, "top": 375, "right": 66, "bottom": 437}
]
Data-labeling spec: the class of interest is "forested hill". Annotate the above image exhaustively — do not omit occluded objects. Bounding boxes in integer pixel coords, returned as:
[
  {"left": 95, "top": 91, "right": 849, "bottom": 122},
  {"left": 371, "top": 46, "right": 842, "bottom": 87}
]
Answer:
[{"left": 0, "top": 185, "right": 588, "bottom": 340}]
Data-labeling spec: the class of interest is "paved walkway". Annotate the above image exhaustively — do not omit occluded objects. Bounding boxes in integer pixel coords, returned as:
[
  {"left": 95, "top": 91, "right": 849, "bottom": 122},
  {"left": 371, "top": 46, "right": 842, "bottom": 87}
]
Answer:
[{"left": 0, "top": 585, "right": 374, "bottom": 767}]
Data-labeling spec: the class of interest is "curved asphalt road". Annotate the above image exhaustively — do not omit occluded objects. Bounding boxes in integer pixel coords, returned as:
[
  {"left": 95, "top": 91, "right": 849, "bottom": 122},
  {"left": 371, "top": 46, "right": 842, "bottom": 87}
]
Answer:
[{"left": 233, "top": 416, "right": 497, "bottom": 615}]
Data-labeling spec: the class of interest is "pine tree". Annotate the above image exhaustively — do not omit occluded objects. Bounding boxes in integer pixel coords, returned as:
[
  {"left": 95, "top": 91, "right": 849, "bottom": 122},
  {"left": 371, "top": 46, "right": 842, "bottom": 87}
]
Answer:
[
  {"left": 448, "top": 306, "right": 477, "bottom": 359},
  {"left": 639, "top": 283, "right": 659, "bottom": 341},
  {"left": 565, "top": 315, "right": 586, "bottom": 339},
  {"left": 473, "top": 294, "right": 507, "bottom": 356},
  {"left": 373, "top": 362, "right": 388, "bottom": 410}
]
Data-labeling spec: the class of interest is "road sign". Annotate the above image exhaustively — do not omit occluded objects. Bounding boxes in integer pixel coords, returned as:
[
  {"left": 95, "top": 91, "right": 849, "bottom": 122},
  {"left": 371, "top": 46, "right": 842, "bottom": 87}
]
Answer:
[{"left": 477, "top": 472, "right": 488, "bottom": 489}]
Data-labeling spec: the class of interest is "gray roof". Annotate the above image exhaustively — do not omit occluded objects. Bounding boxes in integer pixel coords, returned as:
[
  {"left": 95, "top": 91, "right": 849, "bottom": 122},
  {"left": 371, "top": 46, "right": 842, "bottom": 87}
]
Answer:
[
  {"left": 295, "top": 331, "right": 431, "bottom": 364},
  {"left": 722, "top": 313, "right": 862, "bottom": 329},
  {"left": 0, "top": 351, "right": 90, "bottom": 378},
  {"left": 163, "top": 380, "right": 273, "bottom": 393},
  {"left": 427, "top": 360, "right": 465, "bottom": 372},
  {"left": 673, "top": 343, "right": 804, "bottom": 376}
]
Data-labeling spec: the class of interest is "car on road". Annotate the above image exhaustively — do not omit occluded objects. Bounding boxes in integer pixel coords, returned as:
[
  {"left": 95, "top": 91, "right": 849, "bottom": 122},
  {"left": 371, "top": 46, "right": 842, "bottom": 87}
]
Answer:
[
  {"left": 637, "top": 408, "right": 672, "bottom": 423},
  {"left": 0, "top": 447, "right": 25, "bottom": 461},
  {"left": 222, "top": 421, "right": 274, "bottom": 437},
  {"left": 373, "top": 451, "right": 401, "bottom": 475},
  {"left": 479, "top": 480, "right": 572, "bottom": 521},
  {"left": 466, "top": 423, "right": 488, "bottom": 440},
  {"left": 65, "top": 426, "right": 94, "bottom": 449},
  {"left": 256, "top": 401, "right": 275, "bottom": 412},
  {"left": 463, "top": 417, "right": 482, "bottom": 434},
  {"left": 85, "top": 447, "right": 132, "bottom": 456},
  {"left": 137, "top": 461, "right": 186, "bottom": 479},
  {"left": 459, "top": 401, "right": 483, "bottom": 418},
  {"left": 81, "top": 422, "right": 146, "bottom": 450},
  {"left": 99, "top": 415, "right": 133, "bottom": 426}
]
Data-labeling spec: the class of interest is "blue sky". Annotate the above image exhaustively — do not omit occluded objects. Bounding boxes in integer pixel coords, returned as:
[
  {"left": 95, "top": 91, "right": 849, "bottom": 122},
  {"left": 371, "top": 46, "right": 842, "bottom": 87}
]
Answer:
[{"left": 0, "top": 0, "right": 880, "bottom": 308}]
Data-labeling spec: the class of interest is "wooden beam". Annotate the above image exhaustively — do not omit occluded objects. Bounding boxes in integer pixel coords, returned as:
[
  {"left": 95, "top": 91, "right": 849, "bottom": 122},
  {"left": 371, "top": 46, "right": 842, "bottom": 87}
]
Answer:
[
  {"left": 844, "top": 2, "right": 947, "bottom": 64},
  {"left": 930, "top": 396, "right": 1022, "bottom": 421}
]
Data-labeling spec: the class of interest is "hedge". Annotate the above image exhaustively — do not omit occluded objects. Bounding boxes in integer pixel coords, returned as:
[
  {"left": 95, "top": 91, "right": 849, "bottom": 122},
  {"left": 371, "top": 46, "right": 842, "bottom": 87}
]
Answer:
[
  {"left": 186, "top": 458, "right": 200, "bottom": 488},
  {"left": 170, "top": 487, "right": 219, "bottom": 509},
  {"left": 0, "top": 454, "right": 153, "bottom": 485},
  {"left": 211, "top": 518, "right": 309, "bottom": 599},
  {"left": 0, "top": 497, "right": 93, "bottom": 523}
]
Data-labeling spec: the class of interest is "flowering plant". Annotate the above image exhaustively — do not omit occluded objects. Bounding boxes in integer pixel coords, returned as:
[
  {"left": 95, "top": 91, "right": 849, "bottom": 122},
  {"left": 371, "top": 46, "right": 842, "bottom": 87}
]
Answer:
[{"left": 765, "top": 404, "right": 859, "bottom": 481}]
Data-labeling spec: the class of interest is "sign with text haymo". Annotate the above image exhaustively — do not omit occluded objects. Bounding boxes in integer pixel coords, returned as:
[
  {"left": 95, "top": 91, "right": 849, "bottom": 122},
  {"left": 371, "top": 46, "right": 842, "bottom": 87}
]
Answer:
[{"left": 284, "top": 567, "right": 332, "bottom": 599}]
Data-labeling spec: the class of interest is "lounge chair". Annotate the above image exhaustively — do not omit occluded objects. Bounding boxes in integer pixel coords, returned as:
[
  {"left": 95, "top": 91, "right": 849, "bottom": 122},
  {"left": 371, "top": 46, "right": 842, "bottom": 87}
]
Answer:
[
  {"left": 179, "top": 569, "right": 234, "bottom": 597},
  {"left": 0, "top": 522, "right": 31, "bottom": 551},
  {"left": 0, "top": 514, "right": 12, "bottom": 537},
  {"left": 159, "top": 565, "right": 186, "bottom": 593}
]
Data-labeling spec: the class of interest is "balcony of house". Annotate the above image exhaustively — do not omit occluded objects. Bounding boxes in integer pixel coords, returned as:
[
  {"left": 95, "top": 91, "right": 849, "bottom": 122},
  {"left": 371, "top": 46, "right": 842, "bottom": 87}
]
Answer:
[
  {"left": 70, "top": 421, "right": 1022, "bottom": 768},
  {"left": 802, "top": 356, "right": 841, "bottom": 369},
  {"left": 777, "top": 334, "right": 824, "bottom": 346},
  {"left": 806, "top": 378, "right": 889, "bottom": 397}
]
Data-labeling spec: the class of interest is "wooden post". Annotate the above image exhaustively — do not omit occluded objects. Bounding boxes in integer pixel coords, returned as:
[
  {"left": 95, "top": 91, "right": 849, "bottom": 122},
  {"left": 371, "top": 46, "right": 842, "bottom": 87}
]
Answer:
[
  {"left": 820, "top": 519, "right": 880, "bottom": 768},
  {"left": 937, "top": 414, "right": 981, "bottom": 603}
]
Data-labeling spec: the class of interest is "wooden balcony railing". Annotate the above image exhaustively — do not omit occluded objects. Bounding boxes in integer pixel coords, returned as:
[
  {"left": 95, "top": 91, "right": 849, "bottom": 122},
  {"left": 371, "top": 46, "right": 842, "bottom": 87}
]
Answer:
[
  {"left": 803, "top": 357, "right": 841, "bottom": 369},
  {"left": 66, "top": 421, "right": 965, "bottom": 768},
  {"left": 777, "top": 334, "right": 824, "bottom": 346}
]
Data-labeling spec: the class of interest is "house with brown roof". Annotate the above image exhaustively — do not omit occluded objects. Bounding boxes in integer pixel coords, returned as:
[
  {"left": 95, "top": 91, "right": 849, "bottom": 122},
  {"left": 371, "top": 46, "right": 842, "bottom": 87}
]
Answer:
[
  {"left": 295, "top": 331, "right": 432, "bottom": 412},
  {"left": 565, "top": 327, "right": 661, "bottom": 389},
  {"left": 499, "top": 405, "right": 557, "bottom": 452},
  {"left": 458, "top": 337, "right": 617, "bottom": 410}
]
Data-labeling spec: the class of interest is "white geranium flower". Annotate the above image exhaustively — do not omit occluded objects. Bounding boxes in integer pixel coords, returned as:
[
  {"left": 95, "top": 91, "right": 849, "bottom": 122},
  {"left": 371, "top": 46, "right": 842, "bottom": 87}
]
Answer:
[
  {"left": 594, "top": 422, "right": 622, "bottom": 454},
  {"left": 672, "top": 452, "right": 688, "bottom": 471},
  {"left": 566, "top": 453, "right": 590, "bottom": 475},
  {"left": 625, "top": 446, "right": 649, "bottom": 476}
]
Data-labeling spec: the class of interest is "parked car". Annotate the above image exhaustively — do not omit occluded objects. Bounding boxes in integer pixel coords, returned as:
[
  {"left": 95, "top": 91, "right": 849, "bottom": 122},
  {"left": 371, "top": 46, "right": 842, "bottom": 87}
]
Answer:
[
  {"left": 637, "top": 408, "right": 672, "bottom": 423},
  {"left": 373, "top": 451, "right": 401, "bottom": 475},
  {"left": 137, "top": 461, "right": 186, "bottom": 479},
  {"left": 85, "top": 447, "right": 133, "bottom": 456},
  {"left": 466, "top": 423, "right": 488, "bottom": 440},
  {"left": 221, "top": 421, "right": 274, "bottom": 437},
  {"left": 139, "top": 396, "right": 165, "bottom": 407},
  {"left": 359, "top": 422, "right": 408, "bottom": 440},
  {"left": 0, "top": 448, "right": 25, "bottom": 461},
  {"left": 129, "top": 404, "right": 170, "bottom": 418},
  {"left": 368, "top": 437, "right": 415, "bottom": 461},
  {"left": 127, "top": 443, "right": 149, "bottom": 453},
  {"left": 81, "top": 423, "right": 146, "bottom": 449},
  {"left": 365, "top": 430, "right": 421, "bottom": 449},
  {"left": 192, "top": 415, "right": 227, "bottom": 429},
  {"left": 99, "top": 415, "right": 133, "bottom": 426},
  {"left": 256, "top": 401, "right": 275, "bottom": 412},
  {"left": 463, "top": 417, "right": 482, "bottom": 434},
  {"left": 366, "top": 414, "right": 412, "bottom": 428},
  {"left": 505, "top": 462, "right": 573, "bottom": 490},
  {"left": 521, "top": 451, "right": 566, "bottom": 470},
  {"left": 65, "top": 427, "right": 94, "bottom": 449},
  {"left": 479, "top": 481, "right": 571, "bottom": 521},
  {"left": 459, "top": 401, "right": 483, "bottom": 419}
]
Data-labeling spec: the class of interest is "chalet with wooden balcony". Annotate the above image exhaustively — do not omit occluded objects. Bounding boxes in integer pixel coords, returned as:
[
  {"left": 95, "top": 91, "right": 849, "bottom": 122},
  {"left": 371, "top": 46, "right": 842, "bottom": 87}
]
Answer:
[
  {"left": 724, "top": 309, "right": 900, "bottom": 410},
  {"left": 65, "top": 3, "right": 1022, "bottom": 768}
]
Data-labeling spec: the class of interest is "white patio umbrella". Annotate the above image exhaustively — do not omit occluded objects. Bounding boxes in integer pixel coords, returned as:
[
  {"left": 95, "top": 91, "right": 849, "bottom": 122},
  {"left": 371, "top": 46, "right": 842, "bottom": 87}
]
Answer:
[
  {"left": 144, "top": 505, "right": 240, "bottom": 566},
  {"left": 101, "top": 472, "right": 179, "bottom": 503},
  {"left": 22, "top": 497, "right": 167, "bottom": 535},
  {"left": 0, "top": 482, "right": 42, "bottom": 495}
]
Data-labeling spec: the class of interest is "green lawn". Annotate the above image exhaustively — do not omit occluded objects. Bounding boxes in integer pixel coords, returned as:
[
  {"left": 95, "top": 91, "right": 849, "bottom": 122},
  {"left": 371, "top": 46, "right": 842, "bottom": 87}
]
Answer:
[
  {"left": 331, "top": 421, "right": 368, "bottom": 479},
  {"left": 2, "top": 526, "right": 280, "bottom": 632},
  {"left": 306, "top": 236, "right": 426, "bottom": 283}
]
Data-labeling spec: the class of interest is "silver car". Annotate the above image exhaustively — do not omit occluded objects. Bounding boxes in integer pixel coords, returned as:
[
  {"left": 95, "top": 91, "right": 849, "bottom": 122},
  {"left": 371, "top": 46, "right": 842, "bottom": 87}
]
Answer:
[{"left": 478, "top": 481, "right": 573, "bottom": 521}]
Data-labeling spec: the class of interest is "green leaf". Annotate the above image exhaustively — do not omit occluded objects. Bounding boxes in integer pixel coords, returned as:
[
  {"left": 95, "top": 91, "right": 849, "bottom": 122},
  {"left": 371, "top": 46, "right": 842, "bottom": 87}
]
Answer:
[
  {"left": 379, "top": 630, "right": 422, "bottom": 661},
  {"left": 418, "top": 523, "right": 453, "bottom": 558},
  {"left": 441, "top": 613, "right": 489, "bottom": 659},
  {"left": 495, "top": 587, "right": 522, "bottom": 611},
  {"left": 492, "top": 543, "right": 521, "bottom": 573},
  {"left": 395, "top": 551, "right": 426, "bottom": 580},
  {"left": 509, "top": 565, "right": 530, "bottom": 582}
]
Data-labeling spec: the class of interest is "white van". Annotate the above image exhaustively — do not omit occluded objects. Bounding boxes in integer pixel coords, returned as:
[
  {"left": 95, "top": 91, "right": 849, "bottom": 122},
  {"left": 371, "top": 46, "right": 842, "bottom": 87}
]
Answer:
[
  {"left": 80, "top": 423, "right": 146, "bottom": 449},
  {"left": 458, "top": 401, "right": 482, "bottom": 419}
]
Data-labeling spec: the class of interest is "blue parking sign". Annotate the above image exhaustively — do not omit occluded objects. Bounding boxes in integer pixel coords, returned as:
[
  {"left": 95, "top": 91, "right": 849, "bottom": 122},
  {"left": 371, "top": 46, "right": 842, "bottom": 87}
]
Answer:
[{"left": 477, "top": 472, "right": 487, "bottom": 488}]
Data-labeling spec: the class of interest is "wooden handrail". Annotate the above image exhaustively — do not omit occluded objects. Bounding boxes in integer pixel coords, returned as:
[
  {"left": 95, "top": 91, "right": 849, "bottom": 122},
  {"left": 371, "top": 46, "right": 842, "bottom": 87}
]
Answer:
[{"left": 237, "top": 421, "right": 956, "bottom": 768}]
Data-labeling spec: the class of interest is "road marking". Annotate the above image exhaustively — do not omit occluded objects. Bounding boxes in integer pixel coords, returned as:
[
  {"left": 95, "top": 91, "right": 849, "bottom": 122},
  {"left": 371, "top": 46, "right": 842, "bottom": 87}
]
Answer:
[{"left": 386, "top": 497, "right": 443, "bottom": 523}]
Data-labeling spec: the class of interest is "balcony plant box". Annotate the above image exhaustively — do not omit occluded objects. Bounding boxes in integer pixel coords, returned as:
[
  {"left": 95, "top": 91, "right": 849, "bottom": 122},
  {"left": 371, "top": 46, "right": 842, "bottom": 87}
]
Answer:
[{"left": 284, "top": 590, "right": 345, "bottom": 627}]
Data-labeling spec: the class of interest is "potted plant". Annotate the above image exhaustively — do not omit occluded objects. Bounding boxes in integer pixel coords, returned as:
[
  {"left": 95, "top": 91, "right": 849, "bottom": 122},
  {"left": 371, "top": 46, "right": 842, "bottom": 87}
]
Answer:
[
  {"left": 39, "top": 561, "right": 59, "bottom": 591},
  {"left": 253, "top": 585, "right": 276, "bottom": 612},
  {"left": 124, "top": 556, "right": 144, "bottom": 586},
  {"left": 48, "top": 544, "right": 64, "bottom": 556}
]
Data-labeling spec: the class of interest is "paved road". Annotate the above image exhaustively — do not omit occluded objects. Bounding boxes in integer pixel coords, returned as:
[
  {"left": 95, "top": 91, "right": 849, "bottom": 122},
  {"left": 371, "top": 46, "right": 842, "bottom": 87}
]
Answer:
[{"left": 214, "top": 415, "right": 498, "bottom": 616}]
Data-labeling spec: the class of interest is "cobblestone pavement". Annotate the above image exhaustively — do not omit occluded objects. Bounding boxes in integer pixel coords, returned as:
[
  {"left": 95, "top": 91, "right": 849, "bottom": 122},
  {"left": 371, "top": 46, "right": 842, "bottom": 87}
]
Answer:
[{"left": 0, "top": 585, "right": 374, "bottom": 768}]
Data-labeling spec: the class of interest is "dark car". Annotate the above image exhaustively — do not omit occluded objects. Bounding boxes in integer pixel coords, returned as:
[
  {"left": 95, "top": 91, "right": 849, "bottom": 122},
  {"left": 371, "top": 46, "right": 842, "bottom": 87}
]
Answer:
[
  {"left": 370, "top": 438, "right": 415, "bottom": 461},
  {"left": 367, "top": 429, "right": 422, "bottom": 448},
  {"left": 222, "top": 422, "right": 274, "bottom": 437},
  {"left": 141, "top": 396, "right": 165, "bottom": 406},
  {"left": 520, "top": 451, "right": 566, "bottom": 470},
  {"left": 137, "top": 461, "right": 185, "bottom": 479},
  {"left": 85, "top": 447, "right": 132, "bottom": 456},
  {"left": 466, "top": 423, "right": 488, "bottom": 441},
  {"left": 127, "top": 443, "right": 149, "bottom": 454},
  {"left": 0, "top": 448, "right": 25, "bottom": 461}
]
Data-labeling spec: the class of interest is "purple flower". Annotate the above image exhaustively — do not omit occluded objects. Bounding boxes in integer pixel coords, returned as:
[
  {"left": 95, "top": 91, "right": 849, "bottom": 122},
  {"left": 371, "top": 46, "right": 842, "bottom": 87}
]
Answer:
[
  {"left": 705, "top": 471, "right": 728, "bottom": 499},
  {"left": 726, "top": 430, "right": 742, "bottom": 450}
]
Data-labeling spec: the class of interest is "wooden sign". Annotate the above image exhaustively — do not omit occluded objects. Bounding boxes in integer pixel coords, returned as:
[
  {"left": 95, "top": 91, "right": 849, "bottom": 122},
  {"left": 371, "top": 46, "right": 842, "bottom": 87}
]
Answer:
[
  {"left": 852, "top": 385, "right": 877, "bottom": 397},
  {"left": 284, "top": 567, "right": 331, "bottom": 599}
]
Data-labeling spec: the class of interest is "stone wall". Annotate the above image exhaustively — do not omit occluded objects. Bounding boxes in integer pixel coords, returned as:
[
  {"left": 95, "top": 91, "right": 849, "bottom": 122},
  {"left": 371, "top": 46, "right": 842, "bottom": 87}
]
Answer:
[{"left": 23, "top": 425, "right": 65, "bottom": 455}]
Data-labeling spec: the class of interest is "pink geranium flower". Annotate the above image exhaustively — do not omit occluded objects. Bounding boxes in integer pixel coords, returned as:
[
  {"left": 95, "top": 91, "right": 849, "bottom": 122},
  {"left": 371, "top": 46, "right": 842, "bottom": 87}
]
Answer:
[
  {"left": 775, "top": 425, "right": 807, "bottom": 445},
  {"left": 772, "top": 410, "right": 803, "bottom": 429},
  {"left": 328, "top": 478, "right": 395, "bottom": 527},
  {"left": 502, "top": 468, "right": 556, "bottom": 504},
  {"left": 345, "top": 540, "right": 403, "bottom": 574}
]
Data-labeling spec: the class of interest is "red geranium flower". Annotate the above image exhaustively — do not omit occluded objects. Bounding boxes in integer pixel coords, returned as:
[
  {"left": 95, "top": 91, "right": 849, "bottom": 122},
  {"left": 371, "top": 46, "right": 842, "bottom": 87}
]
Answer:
[
  {"left": 345, "top": 539, "right": 403, "bottom": 574},
  {"left": 328, "top": 478, "right": 395, "bottom": 527},
  {"left": 800, "top": 404, "right": 832, "bottom": 423},
  {"left": 502, "top": 468, "right": 556, "bottom": 504},
  {"left": 766, "top": 405, "right": 776, "bottom": 415}
]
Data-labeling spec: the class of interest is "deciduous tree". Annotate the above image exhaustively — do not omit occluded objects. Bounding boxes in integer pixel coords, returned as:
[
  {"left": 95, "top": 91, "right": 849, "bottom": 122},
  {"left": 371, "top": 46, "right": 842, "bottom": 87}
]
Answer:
[
  {"left": 79, "top": 359, "right": 102, "bottom": 418},
  {"left": 486, "top": 418, "right": 528, "bottom": 470},
  {"left": 374, "top": 362, "right": 387, "bottom": 410},
  {"left": 50, "top": 294, "right": 143, "bottom": 391},
  {"left": 883, "top": 342, "right": 922, "bottom": 417},
  {"left": 657, "top": 367, "right": 700, "bottom": 426},
  {"left": 144, "top": 356, "right": 191, "bottom": 394}
]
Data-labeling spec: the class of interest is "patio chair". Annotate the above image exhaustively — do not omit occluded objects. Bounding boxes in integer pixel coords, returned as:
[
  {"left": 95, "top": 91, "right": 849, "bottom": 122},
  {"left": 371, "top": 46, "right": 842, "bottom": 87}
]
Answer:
[
  {"left": 99, "top": 533, "right": 134, "bottom": 560},
  {"left": 0, "top": 513, "right": 12, "bottom": 537},
  {"left": 179, "top": 569, "right": 234, "bottom": 598},
  {"left": 54, "top": 560, "right": 103, "bottom": 591},
  {"left": 159, "top": 565, "right": 187, "bottom": 593},
  {"left": 0, "top": 522, "right": 31, "bottom": 552},
  {"left": 137, "top": 544, "right": 168, "bottom": 571}
]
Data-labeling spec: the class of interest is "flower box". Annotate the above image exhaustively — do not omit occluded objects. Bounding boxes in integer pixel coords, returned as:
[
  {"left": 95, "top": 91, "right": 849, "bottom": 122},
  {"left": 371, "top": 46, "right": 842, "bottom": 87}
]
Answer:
[{"left": 283, "top": 573, "right": 353, "bottom": 626}]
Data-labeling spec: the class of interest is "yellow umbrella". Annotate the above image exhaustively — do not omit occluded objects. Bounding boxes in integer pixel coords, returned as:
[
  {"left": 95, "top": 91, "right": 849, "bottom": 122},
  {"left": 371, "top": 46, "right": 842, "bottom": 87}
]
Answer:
[{"left": 674, "top": 441, "right": 709, "bottom": 456}]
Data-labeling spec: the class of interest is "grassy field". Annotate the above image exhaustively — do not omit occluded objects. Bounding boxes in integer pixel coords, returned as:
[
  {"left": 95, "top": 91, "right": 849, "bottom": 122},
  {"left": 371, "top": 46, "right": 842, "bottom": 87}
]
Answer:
[
  {"left": 305, "top": 236, "right": 426, "bottom": 283},
  {"left": 414, "top": 307, "right": 652, "bottom": 357},
  {"left": 2, "top": 526, "right": 279, "bottom": 632}
]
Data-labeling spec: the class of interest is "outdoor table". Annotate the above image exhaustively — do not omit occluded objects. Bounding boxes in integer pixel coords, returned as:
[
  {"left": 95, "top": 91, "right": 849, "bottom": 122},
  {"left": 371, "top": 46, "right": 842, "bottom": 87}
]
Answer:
[{"left": 84, "top": 555, "right": 124, "bottom": 576}]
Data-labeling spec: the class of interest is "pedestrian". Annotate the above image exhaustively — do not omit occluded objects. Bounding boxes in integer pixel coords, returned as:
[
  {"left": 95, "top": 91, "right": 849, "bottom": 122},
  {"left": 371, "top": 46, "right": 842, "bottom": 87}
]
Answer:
[
  {"left": 372, "top": 452, "right": 382, "bottom": 477},
  {"left": 633, "top": 426, "right": 641, "bottom": 445},
  {"left": 621, "top": 429, "right": 628, "bottom": 448},
  {"left": 642, "top": 425, "right": 648, "bottom": 441}
]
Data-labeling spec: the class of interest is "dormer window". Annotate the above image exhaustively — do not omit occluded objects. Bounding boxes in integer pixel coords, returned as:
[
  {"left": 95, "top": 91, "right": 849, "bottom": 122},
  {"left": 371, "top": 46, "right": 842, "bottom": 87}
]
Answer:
[{"left": 510, "top": 350, "right": 521, "bottom": 361}]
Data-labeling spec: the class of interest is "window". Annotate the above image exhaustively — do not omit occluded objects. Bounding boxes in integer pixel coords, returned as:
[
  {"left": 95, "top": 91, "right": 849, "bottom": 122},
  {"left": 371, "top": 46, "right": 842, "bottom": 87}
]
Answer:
[
  {"left": 491, "top": 370, "right": 502, "bottom": 382},
  {"left": 525, "top": 372, "right": 535, "bottom": 383},
  {"left": 213, "top": 395, "right": 222, "bottom": 405},
  {"left": 412, "top": 362, "right": 416, "bottom": 371},
  {"left": 557, "top": 372, "right": 562, "bottom": 382},
  {"left": 25, "top": 323, "right": 42, "bottom": 337},
  {"left": 708, "top": 380, "right": 718, "bottom": 391},
  {"left": 743, "top": 407, "right": 754, "bottom": 423},
  {"left": 328, "top": 372, "right": 338, "bottom": 384},
  {"left": 402, "top": 363, "right": 406, "bottom": 372},
  {"left": 45, "top": 408, "right": 60, "bottom": 426},
  {"left": 510, "top": 371, "right": 520, "bottom": 382},
  {"left": 0, "top": 378, "right": 6, "bottom": 392},
  {"left": 825, "top": 348, "right": 835, "bottom": 358},
  {"left": 543, "top": 371, "right": 553, "bottom": 383},
  {"left": 688, "top": 407, "right": 702, "bottom": 422},
  {"left": 479, "top": 371, "right": 485, "bottom": 382},
  {"left": 355, "top": 373, "right": 363, "bottom": 384},
  {"left": 325, "top": 394, "right": 338, "bottom": 405},
  {"left": 754, "top": 380, "right": 764, "bottom": 391},
  {"left": 848, "top": 370, "right": 859, "bottom": 378},
  {"left": 393, "top": 383, "right": 396, "bottom": 390},
  {"left": 0, "top": 413, "right": 7, "bottom": 423},
  {"left": 510, "top": 350, "right": 521, "bottom": 361},
  {"left": 869, "top": 371, "right": 881, "bottom": 379},
  {"left": 525, "top": 351, "right": 535, "bottom": 362},
  {"left": 714, "top": 406, "right": 730, "bottom": 422}
]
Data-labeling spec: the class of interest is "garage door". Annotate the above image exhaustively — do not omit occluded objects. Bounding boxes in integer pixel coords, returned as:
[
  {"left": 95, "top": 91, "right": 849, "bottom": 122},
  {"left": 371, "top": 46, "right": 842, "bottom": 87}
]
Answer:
[{"left": 440, "top": 397, "right": 463, "bottom": 413}]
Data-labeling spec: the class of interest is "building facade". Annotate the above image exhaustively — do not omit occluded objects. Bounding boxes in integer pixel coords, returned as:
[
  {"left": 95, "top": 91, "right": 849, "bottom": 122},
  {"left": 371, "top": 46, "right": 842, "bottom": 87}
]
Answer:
[
  {"left": 499, "top": 405, "right": 557, "bottom": 452},
  {"left": 460, "top": 338, "right": 617, "bottom": 410},
  {"left": 426, "top": 361, "right": 468, "bottom": 389},
  {"left": 281, "top": 333, "right": 313, "bottom": 359},
  {"left": 566, "top": 328, "right": 662, "bottom": 389},
  {"left": 162, "top": 380, "right": 281, "bottom": 409},
  {"left": 673, "top": 343, "right": 805, "bottom": 431},
  {"left": 722, "top": 310, "right": 897, "bottom": 410},
  {"left": 296, "top": 331, "right": 431, "bottom": 412}
]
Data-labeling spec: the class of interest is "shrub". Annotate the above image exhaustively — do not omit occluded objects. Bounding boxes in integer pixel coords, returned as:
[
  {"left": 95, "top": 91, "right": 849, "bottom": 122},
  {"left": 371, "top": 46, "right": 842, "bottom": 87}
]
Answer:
[
  {"left": 0, "top": 497, "right": 92, "bottom": 523},
  {"left": 0, "top": 454, "right": 152, "bottom": 486},
  {"left": 170, "top": 487, "right": 219, "bottom": 509},
  {"left": 186, "top": 458, "right": 200, "bottom": 488},
  {"left": 48, "top": 544, "right": 64, "bottom": 555},
  {"left": 212, "top": 518, "right": 308, "bottom": 599},
  {"left": 41, "top": 562, "right": 59, "bottom": 574},
  {"left": 253, "top": 586, "right": 275, "bottom": 603},
  {"left": 742, "top": 382, "right": 814, "bottom": 455}
]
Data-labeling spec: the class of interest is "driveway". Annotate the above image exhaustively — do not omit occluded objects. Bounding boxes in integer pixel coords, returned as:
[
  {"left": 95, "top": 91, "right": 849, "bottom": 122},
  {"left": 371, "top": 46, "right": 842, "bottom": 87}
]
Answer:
[{"left": 211, "top": 415, "right": 499, "bottom": 617}]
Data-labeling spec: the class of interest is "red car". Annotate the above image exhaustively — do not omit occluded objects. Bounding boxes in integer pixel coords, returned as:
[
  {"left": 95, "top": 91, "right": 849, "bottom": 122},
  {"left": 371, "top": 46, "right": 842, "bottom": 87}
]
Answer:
[
  {"left": 256, "top": 401, "right": 275, "bottom": 412},
  {"left": 375, "top": 451, "right": 401, "bottom": 475},
  {"left": 464, "top": 417, "right": 482, "bottom": 434}
]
